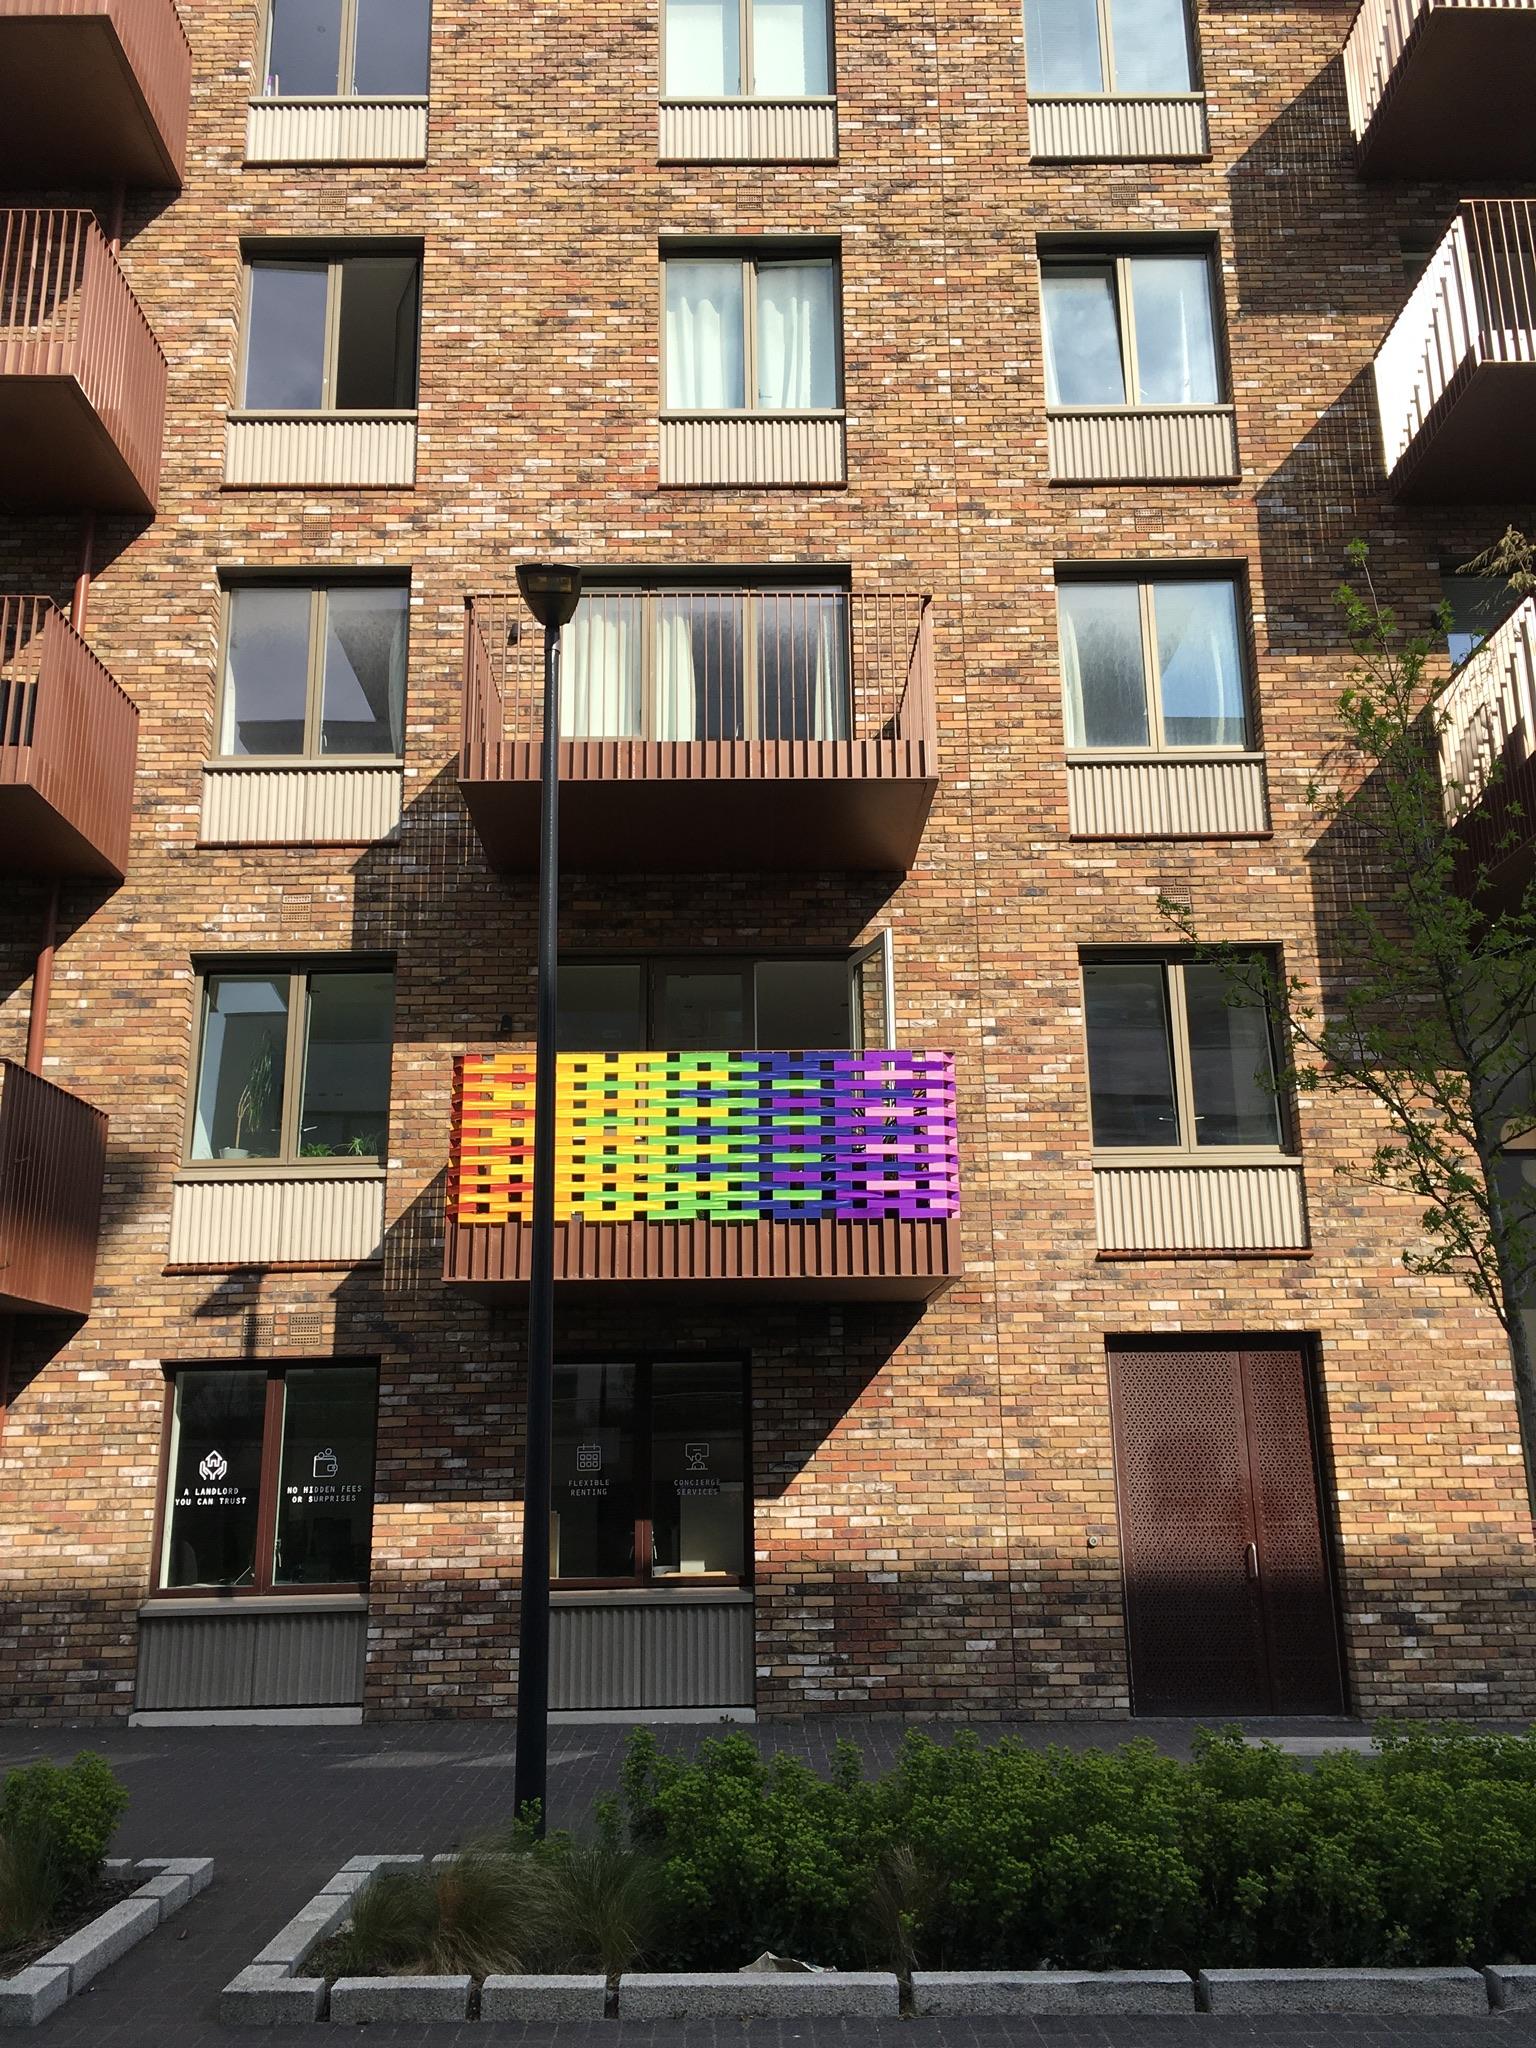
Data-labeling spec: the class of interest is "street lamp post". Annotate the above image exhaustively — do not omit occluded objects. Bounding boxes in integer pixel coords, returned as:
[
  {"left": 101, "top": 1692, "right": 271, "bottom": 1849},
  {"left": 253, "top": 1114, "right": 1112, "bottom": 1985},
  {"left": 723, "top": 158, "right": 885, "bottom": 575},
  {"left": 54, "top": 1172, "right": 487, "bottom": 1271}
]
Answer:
[{"left": 511, "top": 560, "right": 583, "bottom": 1833}]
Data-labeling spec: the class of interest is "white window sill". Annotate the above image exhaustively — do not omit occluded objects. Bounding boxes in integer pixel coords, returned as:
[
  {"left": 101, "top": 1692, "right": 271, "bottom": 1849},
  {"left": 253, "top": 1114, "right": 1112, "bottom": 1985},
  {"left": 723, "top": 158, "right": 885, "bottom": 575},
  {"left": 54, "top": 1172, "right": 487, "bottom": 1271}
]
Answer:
[{"left": 175, "top": 1162, "right": 387, "bottom": 1181}]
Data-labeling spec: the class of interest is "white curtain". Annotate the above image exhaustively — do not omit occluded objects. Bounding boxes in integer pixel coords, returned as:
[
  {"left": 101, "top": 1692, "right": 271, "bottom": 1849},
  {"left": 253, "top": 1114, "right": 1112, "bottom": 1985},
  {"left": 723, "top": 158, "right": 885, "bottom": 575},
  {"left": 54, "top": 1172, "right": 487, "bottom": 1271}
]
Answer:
[
  {"left": 665, "top": 261, "right": 744, "bottom": 409},
  {"left": 1129, "top": 255, "right": 1218, "bottom": 406},
  {"left": 560, "top": 598, "right": 642, "bottom": 738},
  {"left": 756, "top": 262, "right": 837, "bottom": 409},
  {"left": 653, "top": 609, "right": 697, "bottom": 740},
  {"left": 752, "top": 0, "right": 829, "bottom": 94},
  {"left": 1060, "top": 599, "right": 1088, "bottom": 749},
  {"left": 810, "top": 602, "right": 845, "bottom": 739},
  {"left": 663, "top": 0, "right": 739, "bottom": 95}
]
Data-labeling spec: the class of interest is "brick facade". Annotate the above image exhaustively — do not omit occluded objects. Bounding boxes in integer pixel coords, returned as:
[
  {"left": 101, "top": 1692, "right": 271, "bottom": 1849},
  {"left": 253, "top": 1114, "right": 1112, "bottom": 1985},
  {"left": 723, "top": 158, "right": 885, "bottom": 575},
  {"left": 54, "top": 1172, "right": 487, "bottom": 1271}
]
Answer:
[{"left": 2, "top": 0, "right": 1534, "bottom": 1723}]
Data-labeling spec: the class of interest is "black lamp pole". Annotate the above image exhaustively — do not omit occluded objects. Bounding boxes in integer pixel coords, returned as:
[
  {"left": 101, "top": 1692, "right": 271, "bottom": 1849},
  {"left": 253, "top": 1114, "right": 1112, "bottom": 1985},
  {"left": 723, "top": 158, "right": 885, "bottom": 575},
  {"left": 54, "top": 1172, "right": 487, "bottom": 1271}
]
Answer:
[{"left": 511, "top": 560, "right": 582, "bottom": 1834}]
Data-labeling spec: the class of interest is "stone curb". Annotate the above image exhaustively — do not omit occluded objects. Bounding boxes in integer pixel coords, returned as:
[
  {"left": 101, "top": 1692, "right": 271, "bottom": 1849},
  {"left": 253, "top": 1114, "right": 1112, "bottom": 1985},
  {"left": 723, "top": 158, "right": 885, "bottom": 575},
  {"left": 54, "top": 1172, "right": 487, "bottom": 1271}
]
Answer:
[
  {"left": 619, "top": 1970, "right": 901, "bottom": 2019},
  {"left": 1198, "top": 1967, "right": 1489, "bottom": 2014},
  {"left": 1488, "top": 1965, "right": 1536, "bottom": 2010},
  {"left": 912, "top": 1969, "right": 1195, "bottom": 2015},
  {"left": 222, "top": 1856, "right": 414, "bottom": 2025},
  {"left": 483, "top": 1974, "right": 608, "bottom": 2021},
  {"left": 0, "top": 1856, "right": 213, "bottom": 2027},
  {"left": 332, "top": 1975, "right": 472, "bottom": 2022}
]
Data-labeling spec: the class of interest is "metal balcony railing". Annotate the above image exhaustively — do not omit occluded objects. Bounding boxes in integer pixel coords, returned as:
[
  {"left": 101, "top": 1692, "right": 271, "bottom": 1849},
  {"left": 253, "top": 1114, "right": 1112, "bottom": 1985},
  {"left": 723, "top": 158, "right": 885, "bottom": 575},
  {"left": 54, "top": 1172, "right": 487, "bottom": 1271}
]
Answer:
[
  {"left": 1438, "top": 595, "right": 1536, "bottom": 881},
  {"left": 0, "top": 1061, "right": 107, "bottom": 1316},
  {"left": 1344, "top": 0, "right": 1536, "bottom": 176}
]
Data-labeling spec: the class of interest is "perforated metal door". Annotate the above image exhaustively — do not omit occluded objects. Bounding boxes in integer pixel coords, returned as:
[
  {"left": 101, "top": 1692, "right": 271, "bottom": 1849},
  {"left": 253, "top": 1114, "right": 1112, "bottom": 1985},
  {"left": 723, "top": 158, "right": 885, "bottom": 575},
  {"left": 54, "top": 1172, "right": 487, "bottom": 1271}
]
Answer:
[{"left": 1108, "top": 1343, "right": 1344, "bottom": 1716}]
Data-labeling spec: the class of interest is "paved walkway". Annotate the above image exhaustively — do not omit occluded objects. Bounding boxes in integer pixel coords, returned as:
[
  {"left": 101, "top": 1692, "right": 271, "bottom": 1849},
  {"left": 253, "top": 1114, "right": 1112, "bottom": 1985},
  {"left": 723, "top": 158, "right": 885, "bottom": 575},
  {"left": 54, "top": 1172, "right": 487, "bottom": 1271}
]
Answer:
[{"left": 3, "top": 1713, "right": 1534, "bottom": 2047}]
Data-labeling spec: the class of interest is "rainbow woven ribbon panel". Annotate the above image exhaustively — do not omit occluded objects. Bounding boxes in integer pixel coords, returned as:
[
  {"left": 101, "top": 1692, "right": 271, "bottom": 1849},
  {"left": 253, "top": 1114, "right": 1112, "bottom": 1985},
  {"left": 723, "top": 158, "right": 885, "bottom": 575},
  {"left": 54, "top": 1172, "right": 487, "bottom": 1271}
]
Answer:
[{"left": 450, "top": 1049, "right": 959, "bottom": 1225}]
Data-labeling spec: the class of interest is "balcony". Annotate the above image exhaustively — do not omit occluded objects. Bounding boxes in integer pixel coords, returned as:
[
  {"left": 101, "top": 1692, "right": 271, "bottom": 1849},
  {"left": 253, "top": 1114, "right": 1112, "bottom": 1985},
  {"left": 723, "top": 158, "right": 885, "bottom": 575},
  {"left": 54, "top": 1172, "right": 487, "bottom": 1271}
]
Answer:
[
  {"left": 1439, "top": 594, "right": 1536, "bottom": 900},
  {"left": 1, "top": 597, "right": 139, "bottom": 878},
  {"left": 0, "top": 210, "right": 168, "bottom": 514},
  {"left": 0, "top": 0, "right": 191, "bottom": 187},
  {"left": 1373, "top": 200, "right": 1536, "bottom": 502},
  {"left": 460, "top": 588, "right": 939, "bottom": 872},
  {"left": 1345, "top": 0, "right": 1536, "bottom": 179},
  {"left": 0, "top": 1061, "right": 107, "bottom": 1316},
  {"left": 444, "top": 1049, "right": 960, "bottom": 1302}
]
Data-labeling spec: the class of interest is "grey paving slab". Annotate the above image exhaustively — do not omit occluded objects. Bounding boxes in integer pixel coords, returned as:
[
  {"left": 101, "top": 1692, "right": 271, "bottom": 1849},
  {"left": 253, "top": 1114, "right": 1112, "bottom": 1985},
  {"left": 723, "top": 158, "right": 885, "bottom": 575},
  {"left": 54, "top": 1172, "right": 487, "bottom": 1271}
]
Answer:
[
  {"left": 912, "top": 1969, "right": 1196, "bottom": 2015},
  {"left": 1198, "top": 1966, "right": 1490, "bottom": 2014},
  {"left": 482, "top": 1973, "right": 609, "bottom": 2020}
]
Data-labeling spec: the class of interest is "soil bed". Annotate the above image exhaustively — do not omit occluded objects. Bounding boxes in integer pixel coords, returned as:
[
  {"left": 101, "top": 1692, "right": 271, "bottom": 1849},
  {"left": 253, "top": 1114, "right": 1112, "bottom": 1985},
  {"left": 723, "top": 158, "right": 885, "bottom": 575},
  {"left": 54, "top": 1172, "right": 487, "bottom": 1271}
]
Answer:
[{"left": 0, "top": 1876, "right": 136, "bottom": 1977}]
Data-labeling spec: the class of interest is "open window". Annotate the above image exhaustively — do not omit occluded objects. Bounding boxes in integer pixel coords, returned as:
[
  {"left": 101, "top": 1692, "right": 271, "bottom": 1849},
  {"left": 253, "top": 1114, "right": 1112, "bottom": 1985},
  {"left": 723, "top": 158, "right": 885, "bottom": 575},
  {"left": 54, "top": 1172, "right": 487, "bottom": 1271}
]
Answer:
[{"left": 241, "top": 251, "right": 421, "bottom": 412}]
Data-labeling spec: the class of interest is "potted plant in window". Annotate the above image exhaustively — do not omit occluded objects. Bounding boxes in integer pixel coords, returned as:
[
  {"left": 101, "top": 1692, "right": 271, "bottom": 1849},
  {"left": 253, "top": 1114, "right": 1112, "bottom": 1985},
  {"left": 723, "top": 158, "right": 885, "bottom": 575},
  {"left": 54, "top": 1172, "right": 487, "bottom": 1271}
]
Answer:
[
  {"left": 221, "top": 1034, "right": 276, "bottom": 1161},
  {"left": 341, "top": 1132, "right": 382, "bottom": 1159}
]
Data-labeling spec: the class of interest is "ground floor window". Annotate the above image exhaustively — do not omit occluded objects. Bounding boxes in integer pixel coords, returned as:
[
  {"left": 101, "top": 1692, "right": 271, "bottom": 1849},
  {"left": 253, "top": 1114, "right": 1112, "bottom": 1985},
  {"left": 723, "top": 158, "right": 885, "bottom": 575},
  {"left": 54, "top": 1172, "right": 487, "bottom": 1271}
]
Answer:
[
  {"left": 552, "top": 1357, "right": 747, "bottom": 1585},
  {"left": 156, "top": 1362, "right": 378, "bottom": 1593}
]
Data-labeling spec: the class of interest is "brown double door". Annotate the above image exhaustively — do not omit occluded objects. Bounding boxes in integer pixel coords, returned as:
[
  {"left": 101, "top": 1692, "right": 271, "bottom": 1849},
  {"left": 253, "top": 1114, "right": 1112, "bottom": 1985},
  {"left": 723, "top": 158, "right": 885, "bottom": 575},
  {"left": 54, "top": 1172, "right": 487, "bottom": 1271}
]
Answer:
[{"left": 1108, "top": 1341, "right": 1345, "bottom": 1716}]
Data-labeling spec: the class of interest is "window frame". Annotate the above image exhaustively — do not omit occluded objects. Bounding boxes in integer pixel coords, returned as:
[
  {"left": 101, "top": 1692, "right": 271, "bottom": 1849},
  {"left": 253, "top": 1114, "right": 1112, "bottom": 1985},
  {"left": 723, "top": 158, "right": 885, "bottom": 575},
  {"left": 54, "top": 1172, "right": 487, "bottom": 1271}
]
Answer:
[
  {"left": 557, "top": 948, "right": 887, "bottom": 1052},
  {"left": 1024, "top": 0, "right": 1198, "bottom": 97},
  {"left": 237, "top": 250, "right": 422, "bottom": 415},
  {"left": 1080, "top": 950, "right": 1296, "bottom": 1165},
  {"left": 149, "top": 1358, "right": 379, "bottom": 1601},
  {"left": 215, "top": 577, "right": 410, "bottom": 766},
  {"left": 552, "top": 1353, "right": 752, "bottom": 1591},
  {"left": 1056, "top": 567, "right": 1256, "bottom": 758},
  {"left": 262, "top": 0, "right": 432, "bottom": 99},
  {"left": 660, "top": 0, "right": 836, "bottom": 100},
  {"left": 1039, "top": 245, "right": 1227, "bottom": 411},
  {"left": 659, "top": 244, "right": 845, "bottom": 417},
  {"left": 182, "top": 960, "right": 395, "bottom": 1171}
]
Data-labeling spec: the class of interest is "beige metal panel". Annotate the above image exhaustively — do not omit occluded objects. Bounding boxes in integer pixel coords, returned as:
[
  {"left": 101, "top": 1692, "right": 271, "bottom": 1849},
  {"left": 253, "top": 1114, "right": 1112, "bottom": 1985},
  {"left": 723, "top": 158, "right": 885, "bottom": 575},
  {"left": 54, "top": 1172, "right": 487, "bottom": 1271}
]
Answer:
[
  {"left": 168, "top": 1175, "right": 385, "bottom": 1265},
  {"left": 551, "top": 1600, "right": 755, "bottom": 1709},
  {"left": 1027, "top": 95, "right": 1207, "bottom": 160},
  {"left": 224, "top": 414, "right": 417, "bottom": 488},
  {"left": 658, "top": 99, "right": 837, "bottom": 161},
  {"left": 245, "top": 97, "right": 429, "bottom": 163},
  {"left": 200, "top": 765, "right": 404, "bottom": 844},
  {"left": 659, "top": 415, "right": 846, "bottom": 486},
  {"left": 1067, "top": 754, "right": 1269, "bottom": 836},
  {"left": 136, "top": 1610, "right": 368, "bottom": 1710},
  {"left": 1048, "top": 407, "right": 1239, "bottom": 482},
  {"left": 1093, "top": 1164, "right": 1309, "bottom": 1253}
]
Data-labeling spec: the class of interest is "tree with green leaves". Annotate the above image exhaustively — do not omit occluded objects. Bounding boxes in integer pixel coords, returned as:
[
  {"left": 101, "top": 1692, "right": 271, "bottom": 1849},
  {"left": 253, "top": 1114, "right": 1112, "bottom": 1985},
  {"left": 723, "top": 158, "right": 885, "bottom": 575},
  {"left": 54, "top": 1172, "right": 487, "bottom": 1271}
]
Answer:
[{"left": 1161, "top": 539, "right": 1536, "bottom": 1522}]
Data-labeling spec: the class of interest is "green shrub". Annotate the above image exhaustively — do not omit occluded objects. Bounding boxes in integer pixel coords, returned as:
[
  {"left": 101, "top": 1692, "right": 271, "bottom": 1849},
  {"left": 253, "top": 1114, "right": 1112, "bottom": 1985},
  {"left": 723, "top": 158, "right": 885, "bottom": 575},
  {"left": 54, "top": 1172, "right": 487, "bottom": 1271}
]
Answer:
[{"left": 0, "top": 1753, "right": 128, "bottom": 1904}]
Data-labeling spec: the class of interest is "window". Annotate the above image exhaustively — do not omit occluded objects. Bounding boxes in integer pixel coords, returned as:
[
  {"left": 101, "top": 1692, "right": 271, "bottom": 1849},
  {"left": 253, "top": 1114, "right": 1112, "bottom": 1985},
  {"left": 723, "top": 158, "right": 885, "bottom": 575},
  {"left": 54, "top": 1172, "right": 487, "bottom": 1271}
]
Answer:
[
  {"left": 157, "top": 1362, "right": 378, "bottom": 1592},
  {"left": 1024, "top": 0, "right": 1194, "bottom": 93},
  {"left": 561, "top": 585, "right": 848, "bottom": 741},
  {"left": 219, "top": 583, "right": 408, "bottom": 759},
  {"left": 664, "top": 251, "right": 840, "bottom": 412},
  {"left": 1441, "top": 574, "right": 1517, "bottom": 668},
  {"left": 189, "top": 967, "right": 393, "bottom": 1164},
  {"left": 1059, "top": 575, "right": 1249, "bottom": 750},
  {"left": 1042, "top": 250, "right": 1221, "bottom": 408},
  {"left": 241, "top": 253, "right": 421, "bottom": 411},
  {"left": 553, "top": 1358, "right": 747, "bottom": 1585},
  {"left": 1082, "top": 956, "right": 1285, "bottom": 1153},
  {"left": 663, "top": 0, "right": 831, "bottom": 96},
  {"left": 558, "top": 955, "right": 864, "bottom": 1051},
  {"left": 265, "top": 0, "right": 431, "bottom": 96}
]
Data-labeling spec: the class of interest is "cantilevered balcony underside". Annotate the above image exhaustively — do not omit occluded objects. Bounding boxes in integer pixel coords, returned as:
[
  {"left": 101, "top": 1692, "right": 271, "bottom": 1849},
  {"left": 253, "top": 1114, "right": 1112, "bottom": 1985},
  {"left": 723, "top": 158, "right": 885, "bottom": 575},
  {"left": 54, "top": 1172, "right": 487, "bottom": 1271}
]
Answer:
[
  {"left": 1346, "top": 0, "right": 1536, "bottom": 179},
  {"left": 0, "top": 597, "right": 139, "bottom": 878},
  {"left": 443, "top": 1049, "right": 961, "bottom": 1302},
  {"left": 1374, "top": 200, "right": 1536, "bottom": 502},
  {"left": 0, "top": 209, "right": 168, "bottom": 514},
  {"left": 0, "top": 1062, "right": 107, "bottom": 1316},
  {"left": 0, "top": 0, "right": 191, "bottom": 186},
  {"left": 459, "top": 589, "right": 939, "bottom": 872}
]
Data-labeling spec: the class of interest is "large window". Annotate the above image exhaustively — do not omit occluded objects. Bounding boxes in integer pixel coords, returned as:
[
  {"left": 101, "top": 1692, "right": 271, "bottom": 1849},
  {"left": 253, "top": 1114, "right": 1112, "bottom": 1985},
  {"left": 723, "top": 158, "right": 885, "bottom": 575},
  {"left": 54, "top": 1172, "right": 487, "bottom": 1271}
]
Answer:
[
  {"left": 553, "top": 1359, "right": 747, "bottom": 1585},
  {"left": 1042, "top": 250, "right": 1221, "bottom": 408},
  {"left": 664, "top": 250, "right": 840, "bottom": 412},
  {"left": 1082, "top": 956, "right": 1286, "bottom": 1153},
  {"left": 663, "top": 0, "right": 830, "bottom": 96},
  {"left": 560, "top": 585, "right": 848, "bottom": 741},
  {"left": 241, "top": 253, "right": 421, "bottom": 411},
  {"left": 1059, "top": 575, "right": 1249, "bottom": 751},
  {"left": 1024, "top": 0, "right": 1195, "bottom": 94},
  {"left": 264, "top": 0, "right": 431, "bottom": 95},
  {"left": 189, "top": 966, "right": 394, "bottom": 1164},
  {"left": 220, "top": 582, "right": 408, "bottom": 759},
  {"left": 558, "top": 955, "right": 869, "bottom": 1051},
  {"left": 157, "top": 1362, "right": 378, "bottom": 1593}
]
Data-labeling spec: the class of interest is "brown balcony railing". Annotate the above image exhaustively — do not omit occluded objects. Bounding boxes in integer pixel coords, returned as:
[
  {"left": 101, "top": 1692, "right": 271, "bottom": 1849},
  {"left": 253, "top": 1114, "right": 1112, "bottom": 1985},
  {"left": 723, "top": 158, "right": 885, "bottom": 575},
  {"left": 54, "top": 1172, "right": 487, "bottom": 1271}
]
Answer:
[
  {"left": 1344, "top": 0, "right": 1536, "bottom": 179},
  {"left": 0, "top": 597, "right": 139, "bottom": 878},
  {"left": 460, "top": 587, "right": 939, "bottom": 870},
  {"left": 0, "top": 0, "right": 192, "bottom": 185},
  {"left": 0, "top": 208, "right": 168, "bottom": 511},
  {"left": 1439, "top": 594, "right": 1536, "bottom": 895},
  {"left": 0, "top": 1061, "right": 107, "bottom": 1317},
  {"left": 1373, "top": 199, "right": 1536, "bottom": 501}
]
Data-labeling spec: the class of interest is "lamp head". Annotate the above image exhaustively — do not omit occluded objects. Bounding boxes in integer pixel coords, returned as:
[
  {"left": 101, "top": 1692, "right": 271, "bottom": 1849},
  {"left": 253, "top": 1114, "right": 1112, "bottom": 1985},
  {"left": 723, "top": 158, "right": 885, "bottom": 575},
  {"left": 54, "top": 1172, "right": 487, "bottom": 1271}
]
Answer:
[{"left": 516, "top": 561, "right": 584, "bottom": 629}]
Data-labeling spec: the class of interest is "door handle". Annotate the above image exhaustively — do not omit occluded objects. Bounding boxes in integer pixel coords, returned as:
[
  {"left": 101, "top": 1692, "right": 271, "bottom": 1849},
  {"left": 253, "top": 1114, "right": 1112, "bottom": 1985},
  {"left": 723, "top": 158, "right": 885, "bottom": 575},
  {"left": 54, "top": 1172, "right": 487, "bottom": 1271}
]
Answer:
[{"left": 1244, "top": 1541, "right": 1259, "bottom": 1582}]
